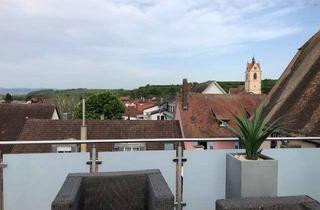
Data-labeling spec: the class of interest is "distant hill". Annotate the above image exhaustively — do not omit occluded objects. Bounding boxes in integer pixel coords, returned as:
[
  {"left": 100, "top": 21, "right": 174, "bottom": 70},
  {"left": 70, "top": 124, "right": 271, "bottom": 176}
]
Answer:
[
  {"left": 27, "top": 88, "right": 108, "bottom": 97},
  {"left": 0, "top": 88, "right": 41, "bottom": 95},
  {"left": 5, "top": 79, "right": 277, "bottom": 101},
  {"left": 27, "top": 85, "right": 181, "bottom": 100}
]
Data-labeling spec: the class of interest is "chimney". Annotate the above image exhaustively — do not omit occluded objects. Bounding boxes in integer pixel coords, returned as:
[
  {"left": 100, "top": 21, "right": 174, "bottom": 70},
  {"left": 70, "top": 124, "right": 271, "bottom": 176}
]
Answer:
[
  {"left": 182, "top": 78, "right": 189, "bottom": 110},
  {"left": 80, "top": 98, "right": 87, "bottom": 152},
  {"left": 62, "top": 113, "right": 68, "bottom": 120}
]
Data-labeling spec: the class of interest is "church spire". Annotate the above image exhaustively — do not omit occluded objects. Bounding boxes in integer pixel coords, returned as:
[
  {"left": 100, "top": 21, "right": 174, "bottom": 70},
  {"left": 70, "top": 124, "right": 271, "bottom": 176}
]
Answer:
[{"left": 252, "top": 56, "right": 256, "bottom": 64}]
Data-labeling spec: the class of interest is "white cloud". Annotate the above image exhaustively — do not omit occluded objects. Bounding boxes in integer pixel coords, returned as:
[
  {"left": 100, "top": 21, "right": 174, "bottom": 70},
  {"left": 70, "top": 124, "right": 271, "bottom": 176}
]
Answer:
[{"left": 0, "top": 0, "right": 316, "bottom": 88}]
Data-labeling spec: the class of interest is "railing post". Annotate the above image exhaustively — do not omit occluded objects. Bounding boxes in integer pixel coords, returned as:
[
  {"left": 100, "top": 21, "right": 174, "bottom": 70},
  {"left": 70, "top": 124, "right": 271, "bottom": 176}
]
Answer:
[
  {"left": 176, "top": 141, "right": 183, "bottom": 210},
  {"left": 0, "top": 165, "right": 2, "bottom": 210},
  {"left": 0, "top": 158, "right": 7, "bottom": 210},
  {"left": 92, "top": 144, "right": 97, "bottom": 173},
  {"left": 87, "top": 144, "right": 101, "bottom": 173}
]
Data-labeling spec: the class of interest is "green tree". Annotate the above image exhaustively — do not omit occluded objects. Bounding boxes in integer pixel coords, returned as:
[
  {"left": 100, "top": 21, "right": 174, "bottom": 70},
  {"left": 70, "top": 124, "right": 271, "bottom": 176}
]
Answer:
[
  {"left": 75, "top": 92, "right": 125, "bottom": 120},
  {"left": 52, "top": 94, "right": 80, "bottom": 119},
  {"left": 261, "top": 79, "right": 277, "bottom": 94},
  {"left": 4, "top": 93, "right": 13, "bottom": 103}
]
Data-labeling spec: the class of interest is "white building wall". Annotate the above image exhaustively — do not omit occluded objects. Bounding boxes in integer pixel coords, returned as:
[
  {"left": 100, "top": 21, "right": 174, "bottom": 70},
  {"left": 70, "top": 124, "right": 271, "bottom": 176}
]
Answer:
[
  {"left": 51, "top": 109, "right": 60, "bottom": 120},
  {"left": 143, "top": 106, "right": 160, "bottom": 115},
  {"left": 142, "top": 105, "right": 169, "bottom": 120},
  {"left": 202, "top": 82, "right": 226, "bottom": 94}
]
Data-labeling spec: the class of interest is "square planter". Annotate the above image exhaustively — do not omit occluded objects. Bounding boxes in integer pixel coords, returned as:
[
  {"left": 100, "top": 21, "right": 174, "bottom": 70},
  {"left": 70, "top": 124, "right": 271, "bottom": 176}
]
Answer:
[{"left": 226, "top": 153, "right": 278, "bottom": 199}]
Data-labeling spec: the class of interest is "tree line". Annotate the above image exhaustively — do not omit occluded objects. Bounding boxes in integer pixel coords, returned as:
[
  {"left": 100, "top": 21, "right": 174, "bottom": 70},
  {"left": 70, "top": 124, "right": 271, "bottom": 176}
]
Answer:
[{"left": 1, "top": 80, "right": 277, "bottom": 119}]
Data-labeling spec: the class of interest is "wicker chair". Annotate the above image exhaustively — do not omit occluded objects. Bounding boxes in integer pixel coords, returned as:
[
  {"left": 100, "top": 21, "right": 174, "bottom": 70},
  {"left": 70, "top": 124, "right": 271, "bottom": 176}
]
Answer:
[
  {"left": 216, "top": 195, "right": 320, "bottom": 210},
  {"left": 52, "top": 169, "right": 174, "bottom": 210}
]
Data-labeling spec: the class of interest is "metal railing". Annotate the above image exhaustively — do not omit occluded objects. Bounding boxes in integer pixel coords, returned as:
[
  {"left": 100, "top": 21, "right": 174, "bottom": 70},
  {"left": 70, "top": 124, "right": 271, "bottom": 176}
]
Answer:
[
  {"left": 1, "top": 136, "right": 320, "bottom": 145},
  {"left": 1, "top": 136, "right": 320, "bottom": 210}
]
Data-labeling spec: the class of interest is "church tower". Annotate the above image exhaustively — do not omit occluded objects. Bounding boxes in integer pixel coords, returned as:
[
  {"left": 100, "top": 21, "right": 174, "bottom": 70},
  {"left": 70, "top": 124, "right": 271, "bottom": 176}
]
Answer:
[{"left": 245, "top": 57, "right": 262, "bottom": 94}]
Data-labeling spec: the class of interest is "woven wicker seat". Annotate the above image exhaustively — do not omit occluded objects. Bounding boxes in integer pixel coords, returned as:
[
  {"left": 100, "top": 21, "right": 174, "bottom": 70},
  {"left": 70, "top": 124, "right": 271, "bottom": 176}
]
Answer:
[
  {"left": 216, "top": 195, "right": 320, "bottom": 210},
  {"left": 52, "top": 169, "right": 174, "bottom": 210}
]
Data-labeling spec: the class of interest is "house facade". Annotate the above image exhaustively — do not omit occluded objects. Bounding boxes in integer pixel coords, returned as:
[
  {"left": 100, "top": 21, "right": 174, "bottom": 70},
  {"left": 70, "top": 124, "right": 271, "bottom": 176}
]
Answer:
[
  {"left": 122, "top": 100, "right": 159, "bottom": 120},
  {"left": 123, "top": 100, "right": 176, "bottom": 121},
  {"left": 141, "top": 102, "right": 175, "bottom": 120}
]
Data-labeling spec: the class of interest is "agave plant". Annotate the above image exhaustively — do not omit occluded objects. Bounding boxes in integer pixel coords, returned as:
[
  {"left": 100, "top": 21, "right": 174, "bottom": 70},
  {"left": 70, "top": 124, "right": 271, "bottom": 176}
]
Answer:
[{"left": 223, "top": 106, "right": 281, "bottom": 160}]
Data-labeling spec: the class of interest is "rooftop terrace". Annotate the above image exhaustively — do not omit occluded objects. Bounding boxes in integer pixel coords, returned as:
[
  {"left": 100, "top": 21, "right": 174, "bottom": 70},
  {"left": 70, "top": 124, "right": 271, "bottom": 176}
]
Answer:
[{"left": 1, "top": 137, "right": 320, "bottom": 210}]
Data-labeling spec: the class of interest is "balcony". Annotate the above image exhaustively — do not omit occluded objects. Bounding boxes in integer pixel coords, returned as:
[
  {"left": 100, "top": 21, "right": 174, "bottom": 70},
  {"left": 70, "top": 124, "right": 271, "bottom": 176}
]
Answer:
[{"left": 1, "top": 137, "right": 320, "bottom": 210}]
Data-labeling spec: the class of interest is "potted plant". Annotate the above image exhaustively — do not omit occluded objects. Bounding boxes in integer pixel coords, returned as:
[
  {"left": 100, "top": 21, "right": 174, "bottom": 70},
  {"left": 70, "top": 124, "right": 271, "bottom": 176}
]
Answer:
[{"left": 223, "top": 106, "right": 281, "bottom": 199}]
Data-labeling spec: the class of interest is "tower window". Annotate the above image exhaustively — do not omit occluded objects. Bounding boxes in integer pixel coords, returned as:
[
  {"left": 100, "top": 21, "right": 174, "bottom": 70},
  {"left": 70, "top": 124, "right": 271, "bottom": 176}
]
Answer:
[{"left": 253, "top": 73, "right": 257, "bottom": 80}]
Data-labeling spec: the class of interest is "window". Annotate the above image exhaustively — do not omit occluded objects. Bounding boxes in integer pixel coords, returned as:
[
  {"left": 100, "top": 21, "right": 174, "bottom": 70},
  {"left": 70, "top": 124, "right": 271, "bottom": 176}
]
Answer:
[
  {"left": 253, "top": 73, "right": 257, "bottom": 80},
  {"left": 53, "top": 144, "right": 77, "bottom": 153},
  {"left": 169, "top": 105, "right": 175, "bottom": 113},
  {"left": 235, "top": 141, "right": 245, "bottom": 149},
  {"left": 198, "top": 141, "right": 207, "bottom": 149},
  {"left": 218, "top": 119, "right": 229, "bottom": 127},
  {"left": 57, "top": 146, "right": 72, "bottom": 153},
  {"left": 234, "top": 141, "right": 240, "bottom": 149},
  {"left": 164, "top": 143, "right": 174, "bottom": 150},
  {"left": 157, "top": 115, "right": 165, "bottom": 120},
  {"left": 114, "top": 143, "right": 146, "bottom": 151},
  {"left": 208, "top": 142, "right": 214, "bottom": 150}
]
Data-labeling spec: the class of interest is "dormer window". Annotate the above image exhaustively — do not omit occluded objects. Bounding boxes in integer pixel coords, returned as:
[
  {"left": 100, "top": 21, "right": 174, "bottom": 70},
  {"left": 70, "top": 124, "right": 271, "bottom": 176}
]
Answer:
[{"left": 218, "top": 119, "right": 229, "bottom": 127}]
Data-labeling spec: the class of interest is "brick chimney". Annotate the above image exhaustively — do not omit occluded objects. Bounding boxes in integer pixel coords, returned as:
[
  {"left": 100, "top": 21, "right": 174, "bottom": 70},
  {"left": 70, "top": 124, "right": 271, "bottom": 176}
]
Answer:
[
  {"left": 80, "top": 98, "right": 87, "bottom": 152},
  {"left": 182, "top": 78, "right": 189, "bottom": 110}
]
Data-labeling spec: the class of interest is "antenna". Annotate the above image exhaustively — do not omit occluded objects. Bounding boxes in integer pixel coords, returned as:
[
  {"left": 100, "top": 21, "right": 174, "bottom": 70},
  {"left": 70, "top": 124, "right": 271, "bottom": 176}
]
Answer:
[{"left": 82, "top": 98, "right": 86, "bottom": 126}]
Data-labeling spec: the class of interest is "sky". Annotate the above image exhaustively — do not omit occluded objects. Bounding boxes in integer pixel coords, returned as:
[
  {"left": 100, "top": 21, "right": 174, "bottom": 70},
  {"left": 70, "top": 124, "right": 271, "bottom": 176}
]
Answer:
[{"left": 0, "top": 0, "right": 319, "bottom": 89}]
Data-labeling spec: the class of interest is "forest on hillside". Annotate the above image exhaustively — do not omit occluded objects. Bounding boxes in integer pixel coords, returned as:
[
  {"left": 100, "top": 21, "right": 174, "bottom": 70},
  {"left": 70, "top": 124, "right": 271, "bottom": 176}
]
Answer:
[
  {"left": 218, "top": 79, "right": 277, "bottom": 94},
  {"left": 2, "top": 79, "right": 277, "bottom": 102},
  {"left": 25, "top": 84, "right": 181, "bottom": 100}
]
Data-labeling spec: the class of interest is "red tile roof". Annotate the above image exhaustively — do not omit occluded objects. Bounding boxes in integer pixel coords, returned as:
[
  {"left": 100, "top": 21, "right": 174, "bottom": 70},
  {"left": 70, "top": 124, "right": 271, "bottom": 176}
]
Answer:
[
  {"left": 177, "top": 93, "right": 265, "bottom": 138},
  {"left": 262, "top": 30, "right": 320, "bottom": 136},
  {"left": 0, "top": 104, "right": 58, "bottom": 154},
  {"left": 122, "top": 101, "right": 160, "bottom": 118},
  {"left": 229, "top": 85, "right": 246, "bottom": 94},
  {"left": 136, "top": 101, "right": 159, "bottom": 112},
  {"left": 190, "top": 81, "right": 212, "bottom": 93},
  {"left": 124, "top": 106, "right": 143, "bottom": 117},
  {"left": 247, "top": 62, "right": 261, "bottom": 71},
  {"left": 12, "top": 119, "right": 182, "bottom": 153}
]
